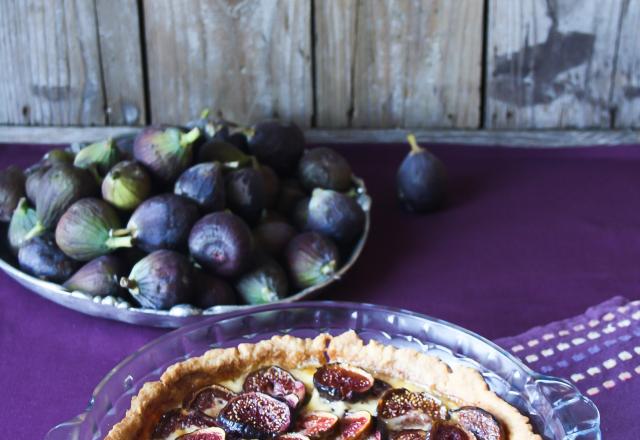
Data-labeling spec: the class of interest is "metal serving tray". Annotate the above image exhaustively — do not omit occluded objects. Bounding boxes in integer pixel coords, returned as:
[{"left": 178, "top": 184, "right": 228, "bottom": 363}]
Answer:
[{"left": 45, "top": 302, "right": 600, "bottom": 440}]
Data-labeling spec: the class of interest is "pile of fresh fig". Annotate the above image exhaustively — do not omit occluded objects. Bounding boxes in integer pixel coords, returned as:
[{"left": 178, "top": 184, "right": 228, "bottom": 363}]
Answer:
[{"left": 0, "top": 118, "right": 367, "bottom": 311}]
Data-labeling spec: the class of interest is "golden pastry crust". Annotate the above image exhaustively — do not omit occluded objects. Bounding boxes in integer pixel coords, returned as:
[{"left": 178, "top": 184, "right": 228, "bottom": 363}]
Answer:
[{"left": 106, "top": 331, "right": 541, "bottom": 440}]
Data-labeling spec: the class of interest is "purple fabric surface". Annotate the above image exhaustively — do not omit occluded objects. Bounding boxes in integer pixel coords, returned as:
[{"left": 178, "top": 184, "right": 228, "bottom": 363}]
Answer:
[{"left": 2, "top": 142, "right": 640, "bottom": 438}]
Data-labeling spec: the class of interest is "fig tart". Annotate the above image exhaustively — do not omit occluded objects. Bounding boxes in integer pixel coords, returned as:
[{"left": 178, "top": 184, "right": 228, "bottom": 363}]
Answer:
[{"left": 106, "top": 331, "right": 541, "bottom": 440}]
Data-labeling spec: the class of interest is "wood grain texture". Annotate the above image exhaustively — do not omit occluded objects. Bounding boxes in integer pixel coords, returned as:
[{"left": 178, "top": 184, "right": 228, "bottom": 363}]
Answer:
[
  {"left": 314, "top": 0, "right": 484, "bottom": 129},
  {"left": 95, "top": 0, "right": 146, "bottom": 125},
  {"left": 0, "top": 0, "right": 105, "bottom": 125},
  {"left": 485, "top": 0, "right": 640, "bottom": 128},
  {"left": 2, "top": 126, "right": 638, "bottom": 147},
  {"left": 143, "top": 0, "right": 313, "bottom": 126}
]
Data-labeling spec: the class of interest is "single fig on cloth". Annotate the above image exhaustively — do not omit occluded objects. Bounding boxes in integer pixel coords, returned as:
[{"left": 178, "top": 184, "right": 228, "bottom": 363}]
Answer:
[
  {"left": 0, "top": 165, "right": 25, "bottom": 222},
  {"left": 175, "top": 162, "right": 226, "bottom": 212},
  {"left": 217, "top": 392, "right": 291, "bottom": 439},
  {"left": 192, "top": 269, "right": 236, "bottom": 309},
  {"left": 307, "top": 189, "right": 365, "bottom": 246},
  {"left": 312, "top": 363, "right": 374, "bottom": 401},
  {"left": 73, "top": 138, "right": 120, "bottom": 175},
  {"left": 189, "top": 212, "right": 253, "bottom": 277},
  {"left": 102, "top": 160, "right": 152, "bottom": 211},
  {"left": 133, "top": 126, "right": 200, "bottom": 183},
  {"left": 397, "top": 134, "right": 447, "bottom": 213},
  {"left": 125, "top": 194, "right": 199, "bottom": 253},
  {"left": 225, "top": 167, "right": 266, "bottom": 225},
  {"left": 55, "top": 198, "right": 132, "bottom": 261},
  {"left": 235, "top": 257, "right": 289, "bottom": 304},
  {"left": 18, "top": 233, "right": 79, "bottom": 282},
  {"left": 63, "top": 255, "right": 124, "bottom": 297},
  {"left": 120, "top": 250, "right": 192, "bottom": 310},
  {"left": 298, "top": 147, "right": 352, "bottom": 192},
  {"left": 285, "top": 232, "right": 340, "bottom": 289},
  {"left": 243, "top": 366, "right": 306, "bottom": 409},
  {"left": 8, "top": 198, "right": 37, "bottom": 255},
  {"left": 247, "top": 120, "right": 305, "bottom": 175}
]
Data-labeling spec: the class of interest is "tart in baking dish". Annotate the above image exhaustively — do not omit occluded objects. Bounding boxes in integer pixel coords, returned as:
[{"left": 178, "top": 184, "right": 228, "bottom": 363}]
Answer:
[{"left": 107, "top": 331, "right": 541, "bottom": 440}]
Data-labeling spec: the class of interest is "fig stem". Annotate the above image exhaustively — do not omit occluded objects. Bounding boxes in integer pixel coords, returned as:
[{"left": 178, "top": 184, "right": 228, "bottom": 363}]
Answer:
[
  {"left": 105, "top": 235, "right": 133, "bottom": 249},
  {"left": 200, "top": 108, "right": 210, "bottom": 119},
  {"left": 240, "top": 127, "right": 255, "bottom": 139},
  {"left": 321, "top": 260, "right": 337, "bottom": 276},
  {"left": 16, "top": 197, "right": 29, "bottom": 213},
  {"left": 110, "top": 228, "right": 131, "bottom": 237},
  {"left": 180, "top": 127, "right": 201, "bottom": 147},
  {"left": 407, "top": 133, "right": 424, "bottom": 154},
  {"left": 120, "top": 277, "right": 139, "bottom": 294},
  {"left": 24, "top": 221, "right": 46, "bottom": 241}
]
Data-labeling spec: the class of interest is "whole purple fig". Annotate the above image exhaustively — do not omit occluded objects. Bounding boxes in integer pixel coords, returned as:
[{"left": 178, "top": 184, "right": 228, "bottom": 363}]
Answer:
[
  {"left": 174, "top": 162, "right": 225, "bottom": 212},
  {"left": 0, "top": 165, "right": 25, "bottom": 222},
  {"left": 64, "top": 255, "right": 124, "bottom": 297}
]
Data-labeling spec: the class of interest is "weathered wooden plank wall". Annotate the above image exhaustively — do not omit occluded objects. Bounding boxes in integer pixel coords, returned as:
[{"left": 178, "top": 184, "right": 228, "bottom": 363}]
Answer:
[{"left": 0, "top": 0, "right": 638, "bottom": 129}]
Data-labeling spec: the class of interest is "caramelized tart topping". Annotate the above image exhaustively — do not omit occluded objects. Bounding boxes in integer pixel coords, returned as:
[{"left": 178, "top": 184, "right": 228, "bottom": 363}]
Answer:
[
  {"left": 243, "top": 366, "right": 307, "bottom": 409},
  {"left": 313, "top": 363, "right": 375, "bottom": 401},
  {"left": 337, "top": 411, "right": 373, "bottom": 440},
  {"left": 294, "top": 411, "right": 340, "bottom": 439},
  {"left": 450, "top": 407, "right": 504, "bottom": 440},
  {"left": 177, "top": 426, "right": 227, "bottom": 440},
  {"left": 217, "top": 391, "right": 291, "bottom": 439},
  {"left": 188, "top": 384, "right": 237, "bottom": 418},
  {"left": 153, "top": 408, "right": 218, "bottom": 439}
]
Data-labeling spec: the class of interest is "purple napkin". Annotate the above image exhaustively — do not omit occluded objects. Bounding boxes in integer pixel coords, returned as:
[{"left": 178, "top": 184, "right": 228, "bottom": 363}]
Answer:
[{"left": 496, "top": 296, "right": 640, "bottom": 438}]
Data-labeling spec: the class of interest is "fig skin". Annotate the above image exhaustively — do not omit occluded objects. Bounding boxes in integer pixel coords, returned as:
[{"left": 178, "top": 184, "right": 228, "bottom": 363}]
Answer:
[
  {"left": 27, "top": 164, "right": 98, "bottom": 238},
  {"left": 8, "top": 198, "right": 37, "bottom": 255},
  {"left": 397, "top": 134, "right": 447, "bottom": 213},
  {"left": 236, "top": 258, "right": 289, "bottom": 304},
  {"left": 377, "top": 388, "right": 446, "bottom": 431},
  {"left": 248, "top": 120, "right": 305, "bottom": 175},
  {"left": 217, "top": 391, "right": 292, "bottom": 439},
  {"left": 102, "top": 160, "right": 152, "bottom": 211},
  {"left": 291, "top": 197, "right": 310, "bottom": 230},
  {"left": 298, "top": 147, "right": 352, "bottom": 192},
  {"left": 259, "top": 165, "right": 280, "bottom": 208},
  {"left": 226, "top": 167, "right": 267, "bottom": 225},
  {"left": 0, "top": 165, "right": 25, "bottom": 222},
  {"left": 189, "top": 212, "right": 254, "bottom": 277},
  {"left": 294, "top": 411, "right": 340, "bottom": 439},
  {"left": 307, "top": 189, "right": 365, "bottom": 246},
  {"left": 55, "top": 198, "right": 132, "bottom": 261},
  {"left": 192, "top": 269, "right": 236, "bottom": 308},
  {"left": 187, "top": 383, "right": 237, "bottom": 418},
  {"left": 73, "top": 138, "right": 121, "bottom": 176},
  {"left": 197, "top": 139, "right": 252, "bottom": 167},
  {"left": 243, "top": 366, "right": 306, "bottom": 409},
  {"left": 312, "top": 363, "right": 374, "bottom": 401},
  {"left": 120, "top": 250, "right": 193, "bottom": 310},
  {"left": 430, "top": 422, "right": 471, "bottom": 440},
  {"left": 175, "top": 162, "right": 226, "bottom": 212},
  {"left": 253, "top": 221, "right": 296, "bottom": 257},
  {"left": 133, "top": 126, "right": 200, "bottom": 184},
  {"left": 337, "top": 411, "right": 373, "bottom": 440},
  {"left": 177, "top": 427, "right": 227, "bottom": 440},
  {"left": 152, "top": 408, "right": 218, "bottom": 439},
  {"left": 449, "top": 407, "right": 504, "bottom": 440},
  {"left": 285, "top": 232, "right": 340, "bottom": 289},
  {"left": 25, "top": 165, "right": 49, "bottom": 204},
  {"left": 126, "top": 194, "right": 200, "bottom": 253},
  {"left": 42, "top": 148, "right": 75, "bottom": 166},
  {"left": 63, "top": 255, "right": 124, "bottom": 297},
  {"left": 276, "top": 178, "right": 307, "bottom": 217},
  {"left": 18, "top": 233, "right": 79, "bottom": 282}
]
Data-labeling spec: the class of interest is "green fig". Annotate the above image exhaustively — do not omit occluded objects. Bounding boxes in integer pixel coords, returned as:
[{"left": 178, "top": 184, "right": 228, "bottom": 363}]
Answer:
[
  {"left": 8, "top": 198, "right": 37, "bottom": 255},
  {"left": 236, "top": 258, "right": 289, "bottom": 304},
  {"left": 0, "top": 165, "right": 25, "bottom": 222},
  {"left": 247, "top": 120, "right": 305, "bottom": 175},
  {"left": 285, "top": 232, "right": 340, "bottom": 289},
  {"left": 197, "top": 139, "right": 252, "bottom": 168},
  {"left": 55, "top": 198, "right": 132, "bottom": 261},
  {"left": 396, "top": 134, "right": 447, "bottom": 213},
  {"left": 120, "top": 250, "right": 192, "bottom": 310},
  {"left": 101, "top": 160, "right": 152, "bottom": 211},
  {"left": 26, "top": 164, "right": 98, "bottom": 239},
  {"left": 73, "top": 138, "right": 121, "bottom": 175},
  {"left": 307, "top": 189, "right": 365, "bottom": 246},
  {"left": 42, "top": 148, "right": 75, "bottom": 166},
  {"left": 174, "top": 162, "right": 226, "bottom": 212},
  {"left": 18, "top": 233, "right": 79, "bottom": 282},
  {"left": 298, "top": 147, "right": 352, "bottom": 191},
  {"left": 63, "top": 255, "right": 124, "bottom": 297},
  {"left": 133, "top": 126, "right": 200, "bottom": 183}
]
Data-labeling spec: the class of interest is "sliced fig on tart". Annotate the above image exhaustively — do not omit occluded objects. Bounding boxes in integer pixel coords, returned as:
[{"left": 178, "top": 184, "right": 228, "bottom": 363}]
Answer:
[
  {"left": 389, "top": 430, "right": 430, "bottom": 440},
  {"left": 313, "top": 363, "right": 374, "bottom": 401},
  {"left": 217, "top": 391, "right": 291, "bottom": 439},
  {"left": 337, "top": 410, "right": 373, "bottom": 440},
  {"left": 368, "top": 379, "right": 392, "bottom": 399},
  {"left": 450, "top": 407, "right": 504, "bottom": 440},
  {"left": 243, "top": 366, "right": 307, "bottom": 409},
  {"left": 187, "top": 384, "right": 237, "bottom": 418},
  {"left": 293, "top": 411, "right": 339, "bottom": 439},
  {"left": 431, "top": 421, "right": 476, "bottom": 440},
  {"left": 177, "top": 426, "right": 226, "bottom": 440},
  {"left": 377, "top": 388, "right": 446, "bottom": 431},
  {"left": 153, "top": 408, "right": 218, "bottom": 439}
]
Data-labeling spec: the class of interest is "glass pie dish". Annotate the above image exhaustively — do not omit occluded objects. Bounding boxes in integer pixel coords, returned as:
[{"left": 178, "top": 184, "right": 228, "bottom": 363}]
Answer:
[{"left": 45, "top": 302, "right": 600, "bottom": 440}]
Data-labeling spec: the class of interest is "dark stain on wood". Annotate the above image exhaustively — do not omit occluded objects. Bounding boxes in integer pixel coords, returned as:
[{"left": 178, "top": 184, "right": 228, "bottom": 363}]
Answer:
[
  {"left": 30, "top": 84, "right": 73, "bottom": 102},
  {"left": 624, "top": 86, "right": 640, "bottom": 99}
]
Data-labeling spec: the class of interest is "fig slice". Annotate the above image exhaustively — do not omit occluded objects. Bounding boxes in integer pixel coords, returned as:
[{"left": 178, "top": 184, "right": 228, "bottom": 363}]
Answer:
[
  {"left": 294, "top": 411, "right": 339, "bottom": 439},
  {"left": 217, "top": 391, "right": 291, "bottom": 439},
  {"left": 187, "top": 384, "right": 237, "bottom": 418},
  {"left": 389, "top": 430, "right": 429, "bottom": 440},
  {"left": 243, "top": 366, "right": 306, "bottom": 409},
  {"left": 312, "top": 363, "right": 374, "bottom": 401},
  {"left": 431, "top": 422, "right": 474, "bottom": 440},
  {"left": 337, "top": 411, "right": 373, "bottom": 440},
  {"left": 377, "top": 388, "right": 446, "bottom": 431},
  {"left": 177, "top": 427, "right": 226, "bottom": 440},
  {"left": 152, "top": 408, "right": 218, "bottom": 439},
  {"left": 450, "top": 407, "right": 504, "bottom": 440}
]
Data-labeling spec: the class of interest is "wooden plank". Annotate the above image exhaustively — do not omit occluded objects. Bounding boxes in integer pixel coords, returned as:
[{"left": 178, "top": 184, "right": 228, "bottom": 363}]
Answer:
[
  {"left": 95, "top": 0, "right": 146, "bottom": 125},
  {"left": 1, "top": 126, "right": 638, "bottom": 147},
  {"left": 143, "top": 0, "right": 313, "bottom": 127},
  {"left": 485, "top": 0, "right": 630, "bottom": 128},
  {"left": 611, "top": 2, "right": 640, "bottom": 128},
  {"left": 314, "top": 0, "right": 484, "bottom": 129},
  {"left": 0, "top": 0, "right": 105, "bottom": 125}
]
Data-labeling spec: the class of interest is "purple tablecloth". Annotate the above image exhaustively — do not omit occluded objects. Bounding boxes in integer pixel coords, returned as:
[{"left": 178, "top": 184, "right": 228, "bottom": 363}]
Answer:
[{"left": 2, "top": 142, "right": 640, "bottom": 438}]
